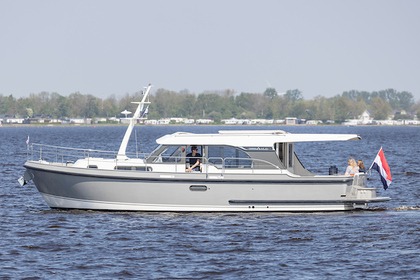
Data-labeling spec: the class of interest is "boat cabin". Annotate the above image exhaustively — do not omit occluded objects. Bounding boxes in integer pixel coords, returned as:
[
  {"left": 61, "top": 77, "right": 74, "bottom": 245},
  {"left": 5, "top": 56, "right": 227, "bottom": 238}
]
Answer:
[{"left": 144, "top": 130, "right": 316, "bottom": 175}]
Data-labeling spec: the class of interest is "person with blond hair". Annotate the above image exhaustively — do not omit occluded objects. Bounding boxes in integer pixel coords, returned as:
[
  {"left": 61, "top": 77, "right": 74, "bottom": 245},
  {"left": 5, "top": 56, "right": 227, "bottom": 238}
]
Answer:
[{"left": 345, "top": 158, "right": 359, "bottom": 176}]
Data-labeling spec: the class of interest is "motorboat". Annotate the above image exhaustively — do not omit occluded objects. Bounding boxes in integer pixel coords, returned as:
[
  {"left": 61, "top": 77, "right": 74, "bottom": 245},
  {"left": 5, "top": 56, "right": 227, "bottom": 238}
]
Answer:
[{"left": 20, "top": 84, "right": 390, "bottom": 211}]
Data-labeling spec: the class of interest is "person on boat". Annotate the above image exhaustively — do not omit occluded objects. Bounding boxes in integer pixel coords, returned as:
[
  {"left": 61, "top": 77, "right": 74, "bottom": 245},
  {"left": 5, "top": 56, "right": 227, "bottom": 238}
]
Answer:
[
  {"left": 186, "top": 146, "right": 202, "bottom": 172},
  {"left": 358, "top": 160, "right": 366, "bottom": 173},
  {"left": 345, "top": 158, "right": 359, "bottom": 176}
]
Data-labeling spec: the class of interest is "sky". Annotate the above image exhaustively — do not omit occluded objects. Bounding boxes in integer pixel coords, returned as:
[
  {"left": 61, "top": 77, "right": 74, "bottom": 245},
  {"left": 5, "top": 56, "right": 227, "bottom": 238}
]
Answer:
[{"left": 1, "top": 0, "right": 419, "bottom": 100}]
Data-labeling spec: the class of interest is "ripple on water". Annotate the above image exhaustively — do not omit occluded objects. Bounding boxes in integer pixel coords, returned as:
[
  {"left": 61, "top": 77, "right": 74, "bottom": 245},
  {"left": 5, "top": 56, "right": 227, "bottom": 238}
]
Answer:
[{"left": 1, "top": 125, "right": 419, "bottom": 279}]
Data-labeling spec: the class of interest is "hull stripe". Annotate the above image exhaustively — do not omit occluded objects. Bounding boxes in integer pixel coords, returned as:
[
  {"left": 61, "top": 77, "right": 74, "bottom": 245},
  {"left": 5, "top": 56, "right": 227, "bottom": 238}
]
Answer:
[{"left": 25, "top": 165, "right": 352, "bottom": 185}]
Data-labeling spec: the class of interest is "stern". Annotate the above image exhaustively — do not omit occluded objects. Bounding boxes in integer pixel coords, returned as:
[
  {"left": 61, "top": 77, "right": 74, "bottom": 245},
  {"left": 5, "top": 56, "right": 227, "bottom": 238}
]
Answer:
[{"left": 346, "top": 173, "right": 390, "bottom": 209}]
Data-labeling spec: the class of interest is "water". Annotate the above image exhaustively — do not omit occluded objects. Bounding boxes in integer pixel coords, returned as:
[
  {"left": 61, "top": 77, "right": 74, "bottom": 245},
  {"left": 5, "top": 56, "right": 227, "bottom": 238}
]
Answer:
[{"left": 1, "top": 125, "right": 419, "bottom": 279}]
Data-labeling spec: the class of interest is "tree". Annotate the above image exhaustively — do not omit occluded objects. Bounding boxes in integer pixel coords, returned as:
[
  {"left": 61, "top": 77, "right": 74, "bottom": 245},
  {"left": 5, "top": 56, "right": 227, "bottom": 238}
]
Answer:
[
  {"left": 263, "top": 88, "right": 277, "bottom": 99},
  {"left": 284, "top": 89, "right": 303, "bottom": 102},
  {"left": 268, "top": 95, "right": 283, "bottom": 119},
  {"left": 101, "top": 95, "right": 118, "bottom": 117},
  {"left": 1, "top": 86, "right": 417, "bottom": 123},
  {"left": 49, "top": 92, "right": 67, "bottom": 118},
  {"left": 332, "top": 95, "right": 353, "bottom": 122},
  {"left": 398, "top": 91, "right": 415, "bottom": 111},
  {"left": 0, "top": 95, "right": 17, "bottom": 116},
  {"left": 370, "top": 97, "right": 392, "bottom": 120},
  {"left": 68, "top": 92, "right": 87, "bottom": 117},
  {"left": 236, "top": 92, "right": 256, "bottom": 113},
  {"left": 84, "top": 95, "right": 100, "bottom": 118}
]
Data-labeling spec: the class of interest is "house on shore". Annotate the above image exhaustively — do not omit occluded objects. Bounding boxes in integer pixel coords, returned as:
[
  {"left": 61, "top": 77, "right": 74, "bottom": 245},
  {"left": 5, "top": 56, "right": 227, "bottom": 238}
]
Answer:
[{"left": 342, "top": 110, "right": 373, "bottom": 125}]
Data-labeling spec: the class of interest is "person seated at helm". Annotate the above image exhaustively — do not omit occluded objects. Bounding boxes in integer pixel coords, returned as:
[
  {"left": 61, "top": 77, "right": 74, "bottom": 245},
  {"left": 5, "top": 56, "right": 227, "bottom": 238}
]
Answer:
[{"left": 186, "top": 146, "right": 201, "bottom": 172}]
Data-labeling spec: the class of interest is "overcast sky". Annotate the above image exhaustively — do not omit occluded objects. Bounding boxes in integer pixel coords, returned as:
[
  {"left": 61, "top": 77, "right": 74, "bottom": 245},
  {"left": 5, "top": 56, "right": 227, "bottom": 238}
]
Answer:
[{"left": 1, "top": 0, "right": 419, "bottom": 100}]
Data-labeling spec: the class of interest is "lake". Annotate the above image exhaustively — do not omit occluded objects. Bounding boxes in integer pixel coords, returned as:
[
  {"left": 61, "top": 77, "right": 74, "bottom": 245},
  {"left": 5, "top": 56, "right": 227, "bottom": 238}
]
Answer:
[{"left": 1, "top": 125, "right": 419, "bottom": 279}]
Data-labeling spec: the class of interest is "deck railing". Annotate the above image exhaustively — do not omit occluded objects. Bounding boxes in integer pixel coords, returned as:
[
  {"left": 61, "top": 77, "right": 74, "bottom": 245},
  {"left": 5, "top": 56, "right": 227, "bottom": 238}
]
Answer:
[
  {"left": 352, "top": 173, "right": 368, "bottom": 187},
  {"left": 27, "top": 143, "right": 281, "bottom": 174},
  {"left": 28, "top": 143, "right": 148, "bottom": 166}
]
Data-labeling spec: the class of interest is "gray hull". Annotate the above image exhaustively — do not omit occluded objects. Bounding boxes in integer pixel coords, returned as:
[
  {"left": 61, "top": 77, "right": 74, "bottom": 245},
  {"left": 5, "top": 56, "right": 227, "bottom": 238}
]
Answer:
[{"left": 24, "top": 161, "right": 389, "bottom": 212}]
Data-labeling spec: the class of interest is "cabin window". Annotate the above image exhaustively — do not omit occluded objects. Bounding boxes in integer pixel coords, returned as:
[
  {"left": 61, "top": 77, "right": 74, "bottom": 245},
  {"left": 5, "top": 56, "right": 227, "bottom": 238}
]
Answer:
[
  {"left": 275, "top": 143, "right": 286, "bottom": 165},
  {"left": 288, "top": 143, "right": 293, "bottom": 167},
  {"left": 156, "top": 145, "right": 184, "bottom": 163},
  {"left": 207, "top": 146, "right": 251, "bottom": 168}
]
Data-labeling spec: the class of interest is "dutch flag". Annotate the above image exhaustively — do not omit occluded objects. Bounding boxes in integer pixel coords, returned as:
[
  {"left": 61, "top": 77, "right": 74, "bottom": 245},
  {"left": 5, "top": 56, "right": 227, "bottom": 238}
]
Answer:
[{"left": 369, "top": 147, "right": 392, "bottom": 190}]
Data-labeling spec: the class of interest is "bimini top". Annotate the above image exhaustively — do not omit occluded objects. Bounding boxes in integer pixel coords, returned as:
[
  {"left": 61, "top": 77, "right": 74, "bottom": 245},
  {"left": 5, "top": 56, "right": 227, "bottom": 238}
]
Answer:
[{"left": 156, "top": 130, "right": 361, "bottom": 148}]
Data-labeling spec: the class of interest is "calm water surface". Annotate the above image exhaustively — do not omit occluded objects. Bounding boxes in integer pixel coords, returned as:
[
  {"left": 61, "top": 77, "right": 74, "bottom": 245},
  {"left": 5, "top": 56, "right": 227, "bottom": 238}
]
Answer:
[{"left": 1, "top": 125, "right": 419, "bottom": 279}]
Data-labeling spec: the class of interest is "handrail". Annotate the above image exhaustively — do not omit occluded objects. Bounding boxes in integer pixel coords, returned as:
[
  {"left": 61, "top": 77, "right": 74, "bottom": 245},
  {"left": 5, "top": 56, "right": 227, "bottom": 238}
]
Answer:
[
  {"left": 206, "top": 156, "right": 280, "bottom": 172},
  {"left": 30, "top": 143, "right": 119, "bottom": 155},
  {"left": 27, "top": 143, "right": 282, "bottom": 174},
  {"left": 352, "top": 173, "right": 368, "bottom": 187},
  {"left": 28, "top": 143, "right": 148, "bottom": 165}
]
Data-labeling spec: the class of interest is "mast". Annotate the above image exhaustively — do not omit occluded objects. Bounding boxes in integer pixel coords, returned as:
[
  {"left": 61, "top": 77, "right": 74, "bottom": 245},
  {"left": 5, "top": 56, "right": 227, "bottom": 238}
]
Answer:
[{"left": 117, "top": 84, "right": 152, "bottom": 159}]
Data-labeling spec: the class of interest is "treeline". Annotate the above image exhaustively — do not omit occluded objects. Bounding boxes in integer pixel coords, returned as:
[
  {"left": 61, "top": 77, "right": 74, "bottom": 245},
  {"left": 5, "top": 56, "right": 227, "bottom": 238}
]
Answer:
[{"left": 0, "top": 88, "right": 418, "bottom": 122}]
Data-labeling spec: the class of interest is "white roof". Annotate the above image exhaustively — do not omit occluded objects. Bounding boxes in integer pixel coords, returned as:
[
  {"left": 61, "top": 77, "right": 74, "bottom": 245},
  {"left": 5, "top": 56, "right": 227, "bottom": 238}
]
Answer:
[{"left": 156, "top": 130, "right": 361, "bottom": 147}]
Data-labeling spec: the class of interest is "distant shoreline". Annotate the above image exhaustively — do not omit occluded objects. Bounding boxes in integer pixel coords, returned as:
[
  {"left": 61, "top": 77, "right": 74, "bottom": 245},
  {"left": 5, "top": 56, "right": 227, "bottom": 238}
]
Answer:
[{"left": 1, "top": 123, "right": 419, "bottom": 128}]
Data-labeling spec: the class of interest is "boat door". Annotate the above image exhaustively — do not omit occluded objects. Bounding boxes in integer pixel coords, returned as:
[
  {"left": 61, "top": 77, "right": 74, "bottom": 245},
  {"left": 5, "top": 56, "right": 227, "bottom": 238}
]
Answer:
[{"left": 274, "top": 142, "right": 293, "bottom": 170}]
